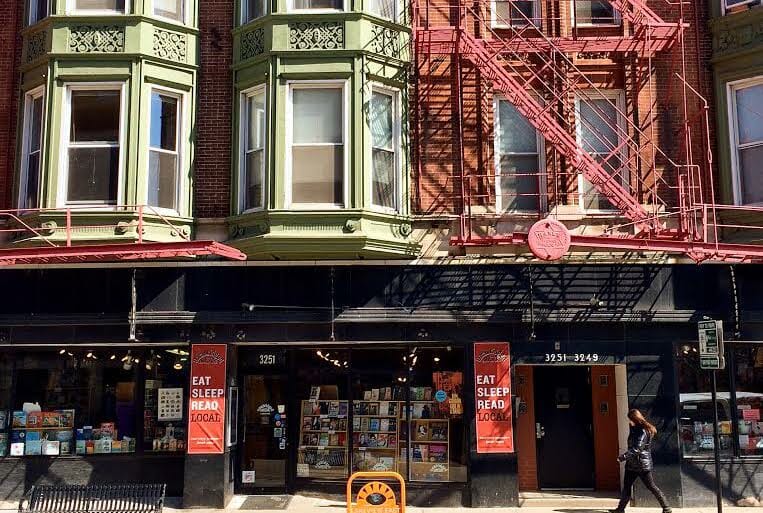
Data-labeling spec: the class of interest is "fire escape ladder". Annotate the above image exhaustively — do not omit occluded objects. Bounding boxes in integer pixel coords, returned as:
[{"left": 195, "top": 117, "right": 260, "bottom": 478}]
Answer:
[{"left": 457, "top": 31, "right": 659, "bottom": 232}]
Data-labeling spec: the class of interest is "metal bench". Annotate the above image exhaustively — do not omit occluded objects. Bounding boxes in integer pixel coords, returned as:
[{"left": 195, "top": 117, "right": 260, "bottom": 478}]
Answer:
[{"left": 19, "top": 484, "right": 166, "bottom": 513}]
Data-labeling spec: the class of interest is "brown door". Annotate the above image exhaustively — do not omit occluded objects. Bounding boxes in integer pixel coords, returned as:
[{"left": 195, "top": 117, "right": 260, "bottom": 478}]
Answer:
[{"left": 239, "top": 374, "right": 288, "bottom": 491}]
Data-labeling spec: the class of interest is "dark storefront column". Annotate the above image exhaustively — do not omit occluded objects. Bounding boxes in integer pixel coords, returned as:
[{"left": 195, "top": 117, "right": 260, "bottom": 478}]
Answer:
[{"left": 183, "top": 344, "right": 237, "bottom": 508}]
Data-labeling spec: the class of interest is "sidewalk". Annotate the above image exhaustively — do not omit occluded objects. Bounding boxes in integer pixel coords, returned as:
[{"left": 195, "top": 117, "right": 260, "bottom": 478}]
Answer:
[{"left": 2, "top": 495, "right": 755, "bottom": 513}]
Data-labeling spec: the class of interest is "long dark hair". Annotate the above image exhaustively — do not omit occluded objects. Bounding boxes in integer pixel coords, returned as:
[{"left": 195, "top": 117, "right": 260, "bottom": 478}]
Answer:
[{"left": 628, "top": 408, "right": 657, "bottom": 437}]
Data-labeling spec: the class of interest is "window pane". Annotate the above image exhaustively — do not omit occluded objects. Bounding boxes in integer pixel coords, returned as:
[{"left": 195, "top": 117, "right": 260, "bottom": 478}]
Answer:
[
  {"left": 70, "top": 91, "right": 120, "bottom": 143},
  {"left": 30, "top": 96, "right": 43, "bottom": 153},
  {"left": 67, "top": 147, "right": 119, "bottom": 202},
  {"left": 293, "top": 0, "right": 342, "bottom": 8},
  {"left": 75, "top": 0, "right": 125, "bottom": 9},
  {"left": 293, "top": 89, "right": 342, "bottom": 144},
  {"left": 144, "top": 348, "right": 189, "bottom": 452},
  {"left": 31, "top": 0, "right": 48, "bottom": 23},
  {"left": 580, "top": 154, "right": 620, "bottom": 210},
  {"left": 247, "top": 93, "right": 265, "bottom": 151},
  {"left": 499, "top": 155, "right": 540, "bottom": 211},
  {"left": 148, "top": 151, "right": 178, "bottom": 210},
  {"left": 154, "top": 0, "right": 183, "bottom": 19},
  {"left": 734, "top": 345, "right": 763, "bottom": 456},
  {"left": 494, "top": 0, "right": 535, "bottom": 25},
  {"left": 245, "top": 150, "right": 264, "bottom": 210},
  {"left": 740, "top": 145, "right": 763, "bottom": 205},
  {"left": 371, "top": 92, "right": 393, "bottom": 151},
  {"left": 574, "top": 1, "right": 615, "bottom": 24},
  {"left": 369, "top": 0, "right": 395, "bottom": 20},
  {"left": 292, "top": 146, "right": 343, "bottom": 204},
  {"left": 499, "top": 100, "right": 537, "bottom": 154},
  {"left": 579, "top": 98, "right": 618, "bottom": 154},
  {"left": 245, "top": 0, "right": 267, "bottom": 20},
  {"left": 150, "top": 93, "right": 178, "bottom": 152},
  {"left": 735, "top": 84, "right": 763, "bottom": 146},
  {"left": 23, "top": 153, "right": 40, "bottom": 209},
  {"left": 678, "top": 344, "right": 732, "bottom": 458},
  {"left": 372, "top": 149, "right": 396, "bottom": 209}
]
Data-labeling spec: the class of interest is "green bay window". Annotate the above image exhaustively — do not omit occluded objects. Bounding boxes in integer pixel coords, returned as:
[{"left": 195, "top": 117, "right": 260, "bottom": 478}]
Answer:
[
  {"left": 19, "top": 88, "right": 44, "bottom": 210},
  {"left": 240, "top": 87, "right": 266, "bottom": 212},
  {"left": 370, "top": 89, "right": 398, "bottom": 211},
  {"left": 148, "top": 90, "right": 181, "bottom": 212},
  {"left": 68, "top": 0, "right": 126, "bottom": 11}
]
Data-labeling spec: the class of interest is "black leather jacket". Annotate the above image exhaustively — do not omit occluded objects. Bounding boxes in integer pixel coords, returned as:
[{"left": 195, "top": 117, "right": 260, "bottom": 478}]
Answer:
[{"left": 619, "top": 425, "right": 654, "bottom": 472}]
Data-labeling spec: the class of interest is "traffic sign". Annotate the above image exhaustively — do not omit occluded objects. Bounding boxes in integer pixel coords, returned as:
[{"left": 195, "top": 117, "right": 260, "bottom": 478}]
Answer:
[{"left": 698, "top": 320, "right": 725, "bottom": 370}]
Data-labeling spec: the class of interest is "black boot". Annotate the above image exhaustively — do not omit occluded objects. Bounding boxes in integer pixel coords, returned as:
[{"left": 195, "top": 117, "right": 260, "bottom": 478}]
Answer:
[
  {"left": 609, "top": 509, "right": 625, "bottom": 513},
  {"left": 662, "top": 508, "right": 672, "bottom": 513}
]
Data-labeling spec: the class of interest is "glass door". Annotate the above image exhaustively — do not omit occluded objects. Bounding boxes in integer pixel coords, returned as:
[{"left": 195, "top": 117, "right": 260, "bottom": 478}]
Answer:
[{"left": 239, "top": 374, "right": 288, "bottom": 492}]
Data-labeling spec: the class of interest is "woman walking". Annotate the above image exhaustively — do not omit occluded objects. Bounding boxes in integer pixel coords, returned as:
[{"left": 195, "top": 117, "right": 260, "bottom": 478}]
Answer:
[{"left": 611, "top": 409, "right": 671, "bottom": 513}]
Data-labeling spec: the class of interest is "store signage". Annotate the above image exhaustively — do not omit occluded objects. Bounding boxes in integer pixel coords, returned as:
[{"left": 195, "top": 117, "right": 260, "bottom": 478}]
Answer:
[
  {"left": 473, "top": 342, "right": 514, "bottom": 453},
  {"left": 188, "top": 344, "right": 227, "bottom": 454},
  {"left": 698, "top": 320, "right": 725, "bottom": 370},
  {"left": 354, "top": 481, "right": 400, "bottom": 513},
  {"left": 544, "top": 353, "right": 600, "bottom": 363}
]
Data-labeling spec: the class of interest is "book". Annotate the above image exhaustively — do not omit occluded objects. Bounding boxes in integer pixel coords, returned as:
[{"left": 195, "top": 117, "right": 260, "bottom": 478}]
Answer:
[
  {"left": 338, "top": 402, "right": 348, "bottom": 417},
  {"left": 363, "top": 391, "right": 372, "bottom": 401},
  {"left": 367, "top": 434, "right": 378, "bottom": 447},
  {"left": 431, "top": 422, "right": 448, "bottom": 440},
  {"left": 371, "top": 389, "right": 380, "bottom": 401},
  {"left": 376, "top": 434, "right": 389, "bottom": 447},
  {"left": 380, "top": 419, "right": 389, "bottom": 432},
  {"left": 42, "top": 412, "right": 61, "bottom": 428},
  {"left": 0, "top": 433, "right": 7, "bottom": 456},
  {"left": 318, "top": 433, "right": 329, "bottom": 447},
  {"left": 10, "top": 442, "right": 24, "bottom": 456},
  {"left": 429, "top": 444, "right": 447, "bottom": 462},
  {"left": 368, "top": 403, "right": 379, "bottom": 416},
  {"left": 383, "top": 387, "right": 392, "bottom": 401},
  {"left": 309, "top": 386, "right": 321, "bottom": 403},
  {"left": 25, "top": 440, "right": 42, "bottom": 455},
  {"left": 361, "top": 418, "right": 370, "bottom": 431},
  {"left": 27, "top": 412, "right": 43, "bottom": 428},
  {"left": 303, "top": 402, "right": 313, "bottom": 416},
  {"left": 353, "top": 416, "right": 361, "bottom": 430},
  {"left": 379, "top": 401, "right": 389, "bottom": 416},
  {"left": 303, "top": 417, "right": 313, "bottom": 430},
  {"left": 328, "top": 401, "right": 340, "bottom": 416},
  {"left": 369, "top": 418, "right": 380, "bottom": 432},
  {"left": 337, "top": 433, "right": 346, "bottom": 446},
  {"left": 378, "top": 456, "right": 395, "bottom": 470},
  {"left": 42, "top": 440, "right": 60, "bottom": 456},
  {"left": 414, "top": 422, "right": 429, "bottom": 441},
  {"left": 0, "top": 410, "right": 7, "bottom": 429},
  {"left": 329, "top": 434, "right": 339, "bottom": 446}
]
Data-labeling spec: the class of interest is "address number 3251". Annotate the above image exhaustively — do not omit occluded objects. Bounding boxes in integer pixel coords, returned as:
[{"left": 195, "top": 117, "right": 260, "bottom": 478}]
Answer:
[{"left": 544, "top": 353, "right": 599, "bottom": 363}]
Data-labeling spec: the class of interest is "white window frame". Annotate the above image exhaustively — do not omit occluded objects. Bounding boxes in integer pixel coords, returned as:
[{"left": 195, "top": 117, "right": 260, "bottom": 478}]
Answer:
[
  {"left": 570, "top": 0, "right": 621, "bottom": 28},
  {"left": 493, "top": 95, "right": 546, "bottom": 213},
  {"left": 728, "top": 76, "right": 763, "bottom": 206},
  {"left": 368, "top": 0, "right": 397, "bottom": 22},
  {"left": 66, "top": 0, "right": 128, "bottom": 14},
  {"left": 58, "top": 82, "right": 127, "bottom": 208},
  {"left": 241, "top": 0, "right": 268, "bottom": 24},
  {"left": 18, "top": 86, "right": 45, "bottom": 209},
  {"left": 723, "top": 0, "right": 759, "bottom": 15},
  {"left": 152, "top": 0, "right": 187, "bottom": 24},
  {"left": 574, "top": 90, "right": 628, "bottom": 214},
  {"left": 285, "top": 80, "right": 349, "bottom": 209},
  {"left": 146, "top": 86, "right": 185, "bottom": 215},
  {"left": 491, "top": 0, "right": 540, "bottom": 29},
  {"left": 288, "top": 0, "right": 345, "bottom": 13},
  {"left": 369, "top": 85, "right": 401, "bottom": 213},
  {"left": 27, "top": 0, "right": 49, "bottom": 25},
  {"left": 239, "top": 84, "right": 267, "bottom": 214}
]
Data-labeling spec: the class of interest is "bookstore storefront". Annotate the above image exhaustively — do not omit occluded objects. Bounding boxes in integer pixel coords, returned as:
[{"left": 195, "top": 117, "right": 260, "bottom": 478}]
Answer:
[
  {"left": 0, "top": 346, "right": 190, "bottom": 497},
  {"left": 235, "top": 345, "right": 469, "bottom": 504}
]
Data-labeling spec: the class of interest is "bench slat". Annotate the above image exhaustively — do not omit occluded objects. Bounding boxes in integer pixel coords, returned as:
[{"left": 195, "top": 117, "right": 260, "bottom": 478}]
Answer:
[{"left": 21, "top": 484, "right": 165, "bottom": 513}]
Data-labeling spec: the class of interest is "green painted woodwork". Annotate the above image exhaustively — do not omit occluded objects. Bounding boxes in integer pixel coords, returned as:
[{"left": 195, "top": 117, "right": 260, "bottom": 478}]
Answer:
[
  {"left": 229, "top": 1, "right": 416, "bottom": 259},
  {"left": 711, "top": 6, "right": 763, "bottom": 205},
  {"left": 16, "top": 10, "right": 198, "bottom": 245}
]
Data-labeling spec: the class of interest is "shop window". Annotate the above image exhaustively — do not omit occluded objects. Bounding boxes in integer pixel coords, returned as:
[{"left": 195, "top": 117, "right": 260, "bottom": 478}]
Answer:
[
  {"left": 154, "top": 0, "right": 184, "bottom": 22},
  {"left": 296, "top": 349, "right": 350, "bottom": 480},
  {"left": 733, "top": 345, "right": 763, "bottom": 456},
  {"left": 243, "top": 0, "right": 268, "bottom": 22},
  {"left": 575, "top": 92, "right": 626, "bottom": 211},
  {"left": 148, "top": 90, "right": 181, "bottom": 212},
  {"left": 288, "top": 84, "right": 345, "bottom": 207},
  {"left": 240, "top": 86, "right": 266, "bottom": 212},
  {"left": 28, "top": 0, "right": 49, "bottom": 24},
  {"left": 729, "top": 78, "right": 763, "bottom": 205},
  {"left": 9, "top": 349, "right": 139, "bottom": 456},
  {"left": 495, "top": 97, "right": 543, "bottom": 212},
  {"left": 69, "top": 0, "right": 126, "bottom": 11},
  {"left": 143, "top": 348, "right": 189, "bottom": 452},
  {"left": 492, "top": 0, "right": 539, "bottom": 27},
  {"left": 19, "top": 88, "right": 44, "bottom": 210},
  {"left": 370, "top": 89, "right": 399, "bottom": 211},
  {"left": 64, "top": 87, "right": 123, "bottom": 205},
  {"left": 407, "top": 346, "right": 466, "bottom": 483},
  {"left": 678, "top": 344, "right": 733, "bottom": 458},
  {"left": 572, "top": 1, "right": 619, "bottom": 26}
]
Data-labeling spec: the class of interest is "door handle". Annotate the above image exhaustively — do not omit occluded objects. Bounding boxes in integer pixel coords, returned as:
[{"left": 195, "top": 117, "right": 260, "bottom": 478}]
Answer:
[{"left": 536, "top": 422, "right": 545, "bottom": 440}]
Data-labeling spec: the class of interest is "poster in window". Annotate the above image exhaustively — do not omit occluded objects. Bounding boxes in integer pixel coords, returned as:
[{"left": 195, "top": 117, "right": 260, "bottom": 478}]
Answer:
[
  {"left": 188, "top": 344, "right": 227, "bottom": 454},
  {"left": 473, "top": 342, "right": 514, "bottom": 453},
  {"left": 158, "top": 388, "right": 184, "bottom": 421},
  {"left": 432, "top": 371, "right": 464, "bottom": 416}
]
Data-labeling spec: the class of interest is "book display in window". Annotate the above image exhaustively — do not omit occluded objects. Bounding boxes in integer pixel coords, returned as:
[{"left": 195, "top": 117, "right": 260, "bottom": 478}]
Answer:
[
  {"left": 352, "top": 399, "right": 399, "bottom": 472},
  {"left": 404, "top": 402, "right": 450, "bottom": 482},
  {"left": 298, "top": 399, "right": 348, "bottom": 479},
  {"left": 11, "top": 409, "right": 77, "bottom": 456}
]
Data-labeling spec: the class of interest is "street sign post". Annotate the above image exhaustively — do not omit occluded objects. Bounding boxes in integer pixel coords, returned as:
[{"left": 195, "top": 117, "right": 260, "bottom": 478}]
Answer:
[{"left": 697, "top": 320, "right": 724, "bottom": 513}]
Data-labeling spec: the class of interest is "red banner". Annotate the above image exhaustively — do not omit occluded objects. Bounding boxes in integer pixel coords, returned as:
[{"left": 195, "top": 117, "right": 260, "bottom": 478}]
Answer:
[
  {"left": 188, "top": 344, "right": 227, "bottom": 454},
  {"left": 474, "top": 342, "right": 514, "bottom": 453}
]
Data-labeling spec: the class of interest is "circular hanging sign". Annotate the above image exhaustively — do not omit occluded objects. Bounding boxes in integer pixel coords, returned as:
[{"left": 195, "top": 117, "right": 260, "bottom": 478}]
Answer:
[
  {"left": 434, "top": 390, "right": 447, "bottom": 403},
  {"left": 527, "top": 219, "right": 571, "bottom": 261}
]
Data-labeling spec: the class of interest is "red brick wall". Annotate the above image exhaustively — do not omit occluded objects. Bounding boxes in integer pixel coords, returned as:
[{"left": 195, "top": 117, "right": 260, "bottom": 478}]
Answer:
[
  {"left": 0, "top": 0, "right": 24, "bottom": 209},
  {"left": 412, "top": 1, "right": 715, "bottom": 218},
  {"left": 195, "top": 0, "right": 233, "bottom": 218}
]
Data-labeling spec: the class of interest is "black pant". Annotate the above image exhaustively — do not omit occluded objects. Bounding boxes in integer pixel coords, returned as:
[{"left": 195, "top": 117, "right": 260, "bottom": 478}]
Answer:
[{"left": 617, "top": 469, "right": 670, "bottom": 511}]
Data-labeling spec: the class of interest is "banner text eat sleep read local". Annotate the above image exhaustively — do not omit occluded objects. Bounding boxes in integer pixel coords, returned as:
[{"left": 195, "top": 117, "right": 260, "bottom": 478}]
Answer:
[
  {"left": 188, "top": 344, "right": 227, "bottom": 454},
  {"left": 473, "top": 342, "right": 514, "bottom": 453}
]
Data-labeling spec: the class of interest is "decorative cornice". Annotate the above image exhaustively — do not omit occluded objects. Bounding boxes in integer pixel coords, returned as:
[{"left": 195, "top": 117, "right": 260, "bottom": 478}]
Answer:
[
  {"left": 25, "top": 31, "right": 47, "bottom": 63},
  {"left": 69, "top": 25, "right": 125, "bottom": 53},
  {"left": 153, "top": 28, "right": 187, "bottom": 62},
  {"left": 288, "top": 21, "right": 344, "bottom": 50},
  {"left": 712, "top": 10, "right": 763, "bottom": 56}
]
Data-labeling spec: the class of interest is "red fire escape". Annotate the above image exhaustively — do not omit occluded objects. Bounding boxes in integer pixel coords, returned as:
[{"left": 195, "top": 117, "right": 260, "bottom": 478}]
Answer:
[
  {"left": 413, "top": 0, "right": 763, "bottom": 262},
  {"left": 0, "top": 205, "right": 245, "bottom": 265}
]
